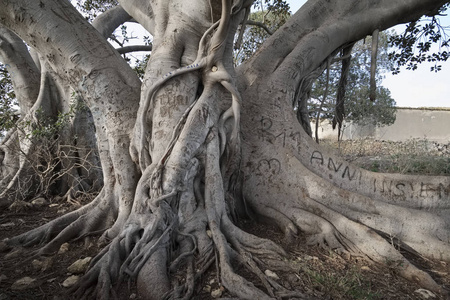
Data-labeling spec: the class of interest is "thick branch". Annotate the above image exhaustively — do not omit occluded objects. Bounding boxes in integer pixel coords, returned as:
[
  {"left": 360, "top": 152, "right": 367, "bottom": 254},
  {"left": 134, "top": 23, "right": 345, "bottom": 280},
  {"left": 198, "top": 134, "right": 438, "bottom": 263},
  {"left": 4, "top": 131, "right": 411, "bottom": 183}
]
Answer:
[
  {"left": 116, "top": 0, "right": 156, "bottom": 35},
  {"left": 0, "top": 0, "right": 141, "bottom": 134},
  {"left": 0, "top": 0, "right": 140, "bottom": 223},
  {"left": 241, "top": 0, "right": 449, "bottom": 91},
  {"left": 116, "top": 45, "right": 152, "bottom": 54},
  {"left": 92, "top": 5, "right": 132, "bottom": 39},
  {"left": 246, "top": 20, "right": 273, "bottom": 35},
  {"left": 0, "top": 25, "right": 40, "bottom": 114}
]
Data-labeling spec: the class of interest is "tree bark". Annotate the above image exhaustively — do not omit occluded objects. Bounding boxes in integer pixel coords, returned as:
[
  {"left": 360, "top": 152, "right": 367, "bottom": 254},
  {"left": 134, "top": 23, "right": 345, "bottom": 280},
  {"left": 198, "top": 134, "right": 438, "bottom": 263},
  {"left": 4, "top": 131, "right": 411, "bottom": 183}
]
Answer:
[
  {"left": 0, "top": 0, "right": 449, "bottom": 299},
  {"left": 0, "top": 26, "right": 41, "bottom": 201},
  {"left": 0, "top": 25, "right": 40, "bottom": 114}
]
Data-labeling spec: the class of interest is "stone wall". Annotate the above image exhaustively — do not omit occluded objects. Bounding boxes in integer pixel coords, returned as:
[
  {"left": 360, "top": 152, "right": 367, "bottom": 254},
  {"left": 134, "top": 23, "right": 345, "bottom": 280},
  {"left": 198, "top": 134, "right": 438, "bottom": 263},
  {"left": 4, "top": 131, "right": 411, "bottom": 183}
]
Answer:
[{"left": 315, "top": 107, "right": 450, "bottom": 143}]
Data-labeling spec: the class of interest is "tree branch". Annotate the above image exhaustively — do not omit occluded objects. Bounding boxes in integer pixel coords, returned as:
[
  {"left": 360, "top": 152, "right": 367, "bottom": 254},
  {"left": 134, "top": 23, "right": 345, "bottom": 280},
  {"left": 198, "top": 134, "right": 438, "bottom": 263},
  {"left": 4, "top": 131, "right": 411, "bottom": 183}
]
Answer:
[
  {"left": 92, "top": 5, "right": 132, "bottom": 39},
  {"left": 241, "top": 0, "right": 449, "bottom": 93},
  {"left": 246, "top": 20, "right": 274, "bottom": 35},
  {"left": 0, "top": 25, "right": 40, "bottom": 114},
  {"left": 117, "top": 0, "right": 156, "bottom": 35},
  {"left": 116, "top": 45, "right": 152, "bottom": 54}
]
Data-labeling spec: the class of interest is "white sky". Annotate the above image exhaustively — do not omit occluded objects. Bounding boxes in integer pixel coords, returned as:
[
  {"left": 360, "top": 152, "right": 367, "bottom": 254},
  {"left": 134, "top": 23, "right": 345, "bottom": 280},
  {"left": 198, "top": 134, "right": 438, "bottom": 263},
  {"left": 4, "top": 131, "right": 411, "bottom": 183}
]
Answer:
[{"left": 289, "top": 0, "right": 450, "bottom": 108}]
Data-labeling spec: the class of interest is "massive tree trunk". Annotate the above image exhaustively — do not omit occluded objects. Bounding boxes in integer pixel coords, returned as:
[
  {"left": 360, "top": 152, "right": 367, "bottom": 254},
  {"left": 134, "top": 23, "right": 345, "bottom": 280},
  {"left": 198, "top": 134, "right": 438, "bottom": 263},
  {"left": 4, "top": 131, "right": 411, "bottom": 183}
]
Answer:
[
  {"left": 0, "top": 25, "right": 40, "bottom": 202},
  {"left": 0, "top": 24, "right": 103, "bottom": 203},
  {"left": 1, "top": 0, "right": 449, "bottom": 299}
]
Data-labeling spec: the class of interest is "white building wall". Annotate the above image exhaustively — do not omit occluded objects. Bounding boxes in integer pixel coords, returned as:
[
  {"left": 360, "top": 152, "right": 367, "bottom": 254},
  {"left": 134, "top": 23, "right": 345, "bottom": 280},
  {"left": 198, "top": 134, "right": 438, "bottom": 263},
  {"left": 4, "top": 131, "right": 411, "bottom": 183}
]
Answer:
[{"left": 313, "top": 108, "right": 450, "bottom": 143}]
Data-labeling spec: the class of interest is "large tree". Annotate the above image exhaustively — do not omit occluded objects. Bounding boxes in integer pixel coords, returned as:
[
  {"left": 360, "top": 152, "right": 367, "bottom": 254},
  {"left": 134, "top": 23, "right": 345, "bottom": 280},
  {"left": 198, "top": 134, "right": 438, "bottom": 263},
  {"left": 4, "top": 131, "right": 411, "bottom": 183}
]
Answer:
[{"left": 1, "top": 0, "right": 450, "bottom": 299}]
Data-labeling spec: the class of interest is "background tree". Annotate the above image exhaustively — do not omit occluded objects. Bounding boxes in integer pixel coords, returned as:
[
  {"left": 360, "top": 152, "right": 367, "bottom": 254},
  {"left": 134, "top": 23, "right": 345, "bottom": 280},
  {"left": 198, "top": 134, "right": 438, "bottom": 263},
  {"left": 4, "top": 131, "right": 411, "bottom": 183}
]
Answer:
[
  {"left": 309, "top": 32, "right": 397, "bottom": 140},
  {"left": 234, "top": 0, "right": 291, "bottom": 65},
  {"left": 1, "top": 1, "right": 450, "bottom": 300},
  {"left": 235, "top": 7, "right": 398, "bottom": 141}
]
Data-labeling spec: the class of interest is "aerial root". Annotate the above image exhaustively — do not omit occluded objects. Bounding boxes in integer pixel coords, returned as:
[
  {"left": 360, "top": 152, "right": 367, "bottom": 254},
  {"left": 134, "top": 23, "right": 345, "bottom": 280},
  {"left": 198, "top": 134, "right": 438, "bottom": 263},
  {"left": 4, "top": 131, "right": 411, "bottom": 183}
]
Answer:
[
  {"left": 257, "top": 200, "right": 448, "bottom": 294},
  {"left": 222, "top": 217, "right": 286, "bottom": 258},
  {"left": 304, "top": 222, "right": 354, "bottom": 255},
  {"left": 218, "top": 79, "right": 241, "bottom": 156},
  {"left": 219, "top": 218, "right": 309, "bottom": 299},
  {"left": 71, "top": 238, "right": 122, "bottom": 299},
  {"left": 163, "top": 228, "right": 205, "bottom": 300},
  {"left": 164, "top": 241, "right": 215, "bottom": 300},
  {"left": 6, "top": 190, "right": 116, "bottom": 254},
  {"left": 169, "top": 231, "right": 197, "bottom": 272},
  {"left": 255, "top": 204, "right": 355, "bottom": 255},
  {"left": 257, "top": 205, "right": 299, "bottom": 242},
  {"left": 124, "top": 220, "right": 173, "bottom": 278},
  {"left": 168, "top": 256, "right": 195, "bottom": 300},
  {"left": 133, "top": 20, "right": 223, "bottom": 170},
  {"left": 203, "top": 131, "right": 303, "bottom": 299},
  {"left": 135, "top": 59, "right": 206, "bottom": 170},
  {"left": 207, "top": 218, "right": 273, "bottom": 299},
  {"left": 219, "top": 79, "right": 241, "bottom": 141},
  {"left": 71, "top": 202, "right": 178, "bottom": 298}
]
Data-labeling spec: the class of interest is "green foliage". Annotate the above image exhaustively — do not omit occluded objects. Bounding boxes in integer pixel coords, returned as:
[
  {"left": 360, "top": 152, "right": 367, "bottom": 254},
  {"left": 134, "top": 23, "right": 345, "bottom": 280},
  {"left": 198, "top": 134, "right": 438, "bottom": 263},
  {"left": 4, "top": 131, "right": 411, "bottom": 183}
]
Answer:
[
  {"left": 0, "top": 64, "right": 19, "bottom": 138},
  {"left": 388, "top": 3, "right": 450, "bottom": 73},
  {"left": 234, "top": 0, "right": 291, "bottom": 65},
  {"left": 310, "top": 32, "right": 397, "bottom": 128},
  {"left": 133, "top": 54, "right": 150, "bottom": 80},
  {"left": 18, "top": 102, "right": 79, "bottom": 140},
  {"left": 131, "top": 36, "right": 152, "bottom": 79},
  {"left": 75, "top": 0, "right": 118, "bottom": 21},
  {"left": 342, "top": 86, "right": 396, "bottom": 127}
]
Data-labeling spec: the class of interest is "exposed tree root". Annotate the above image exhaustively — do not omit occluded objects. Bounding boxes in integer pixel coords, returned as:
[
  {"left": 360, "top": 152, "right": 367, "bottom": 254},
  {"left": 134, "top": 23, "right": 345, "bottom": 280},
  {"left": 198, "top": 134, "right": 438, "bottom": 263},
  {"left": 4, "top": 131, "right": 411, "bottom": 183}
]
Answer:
[
  {"left": 244, "top": 145, "right": 449, "bottom": 296},
  {"left": 239, "top": 56, "right": 450, "bottom": 294},
  {"left": 250, "top": 194, "right": 446, "bottom": 295},
  {"left": 5, "top": 188, "right": 121, "bottom": 256},
  {"left": 204, "top": 129, "right": 306, "bottom": 299},
  {"left": 296, "top": 168, "right": 450, "bottom": 262}
]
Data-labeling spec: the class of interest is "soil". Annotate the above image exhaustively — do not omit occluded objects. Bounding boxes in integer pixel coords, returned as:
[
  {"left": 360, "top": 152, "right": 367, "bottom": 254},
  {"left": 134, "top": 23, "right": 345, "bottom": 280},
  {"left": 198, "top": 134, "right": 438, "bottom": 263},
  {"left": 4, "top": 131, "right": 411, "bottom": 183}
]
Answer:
[{"left": 1, "top": 140, "right": 450, "bottom": 299}]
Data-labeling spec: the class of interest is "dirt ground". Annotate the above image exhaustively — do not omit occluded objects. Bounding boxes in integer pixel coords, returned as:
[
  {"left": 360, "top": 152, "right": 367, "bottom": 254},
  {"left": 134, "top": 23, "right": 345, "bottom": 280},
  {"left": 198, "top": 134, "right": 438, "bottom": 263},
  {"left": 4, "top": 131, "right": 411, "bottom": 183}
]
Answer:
[{"left": 1, "top": 140, "right": 450, "bottom": 299}]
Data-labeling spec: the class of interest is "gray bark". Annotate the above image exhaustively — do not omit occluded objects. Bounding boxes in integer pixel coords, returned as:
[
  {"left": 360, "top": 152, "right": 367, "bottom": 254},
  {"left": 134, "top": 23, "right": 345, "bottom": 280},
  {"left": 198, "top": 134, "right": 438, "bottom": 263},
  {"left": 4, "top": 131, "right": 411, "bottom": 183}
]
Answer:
[
  {"left": 0, "top": 26, "right": 41, "bottom": 198},
  {"left": 92, "top": 5, "right": 132, "bottom": 38},
  {"left": 0, "top": 25, "right": 40, "bottom": 114}
]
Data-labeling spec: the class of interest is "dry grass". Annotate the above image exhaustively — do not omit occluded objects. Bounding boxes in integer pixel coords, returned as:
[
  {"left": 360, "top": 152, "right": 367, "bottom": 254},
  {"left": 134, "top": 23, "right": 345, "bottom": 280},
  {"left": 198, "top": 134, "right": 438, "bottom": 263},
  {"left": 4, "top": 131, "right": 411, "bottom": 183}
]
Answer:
[{"left": 322, "top": 138, "right": 450, "bottom": 175}]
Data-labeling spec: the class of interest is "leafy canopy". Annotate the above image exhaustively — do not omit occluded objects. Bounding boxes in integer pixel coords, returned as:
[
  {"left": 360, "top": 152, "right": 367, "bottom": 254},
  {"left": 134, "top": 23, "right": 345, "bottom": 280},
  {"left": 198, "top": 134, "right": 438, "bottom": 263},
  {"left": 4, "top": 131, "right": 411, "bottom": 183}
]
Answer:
[{"left": 389, "top": 3, "right": 450, "bottom": 73}]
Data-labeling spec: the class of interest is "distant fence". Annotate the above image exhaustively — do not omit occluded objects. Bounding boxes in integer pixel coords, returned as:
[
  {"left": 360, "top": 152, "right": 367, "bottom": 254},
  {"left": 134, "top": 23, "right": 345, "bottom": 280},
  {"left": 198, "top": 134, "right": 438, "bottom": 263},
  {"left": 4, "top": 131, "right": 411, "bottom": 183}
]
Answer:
[{"left": 314, "top": 107, "right": 450, "bottom": 143}]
